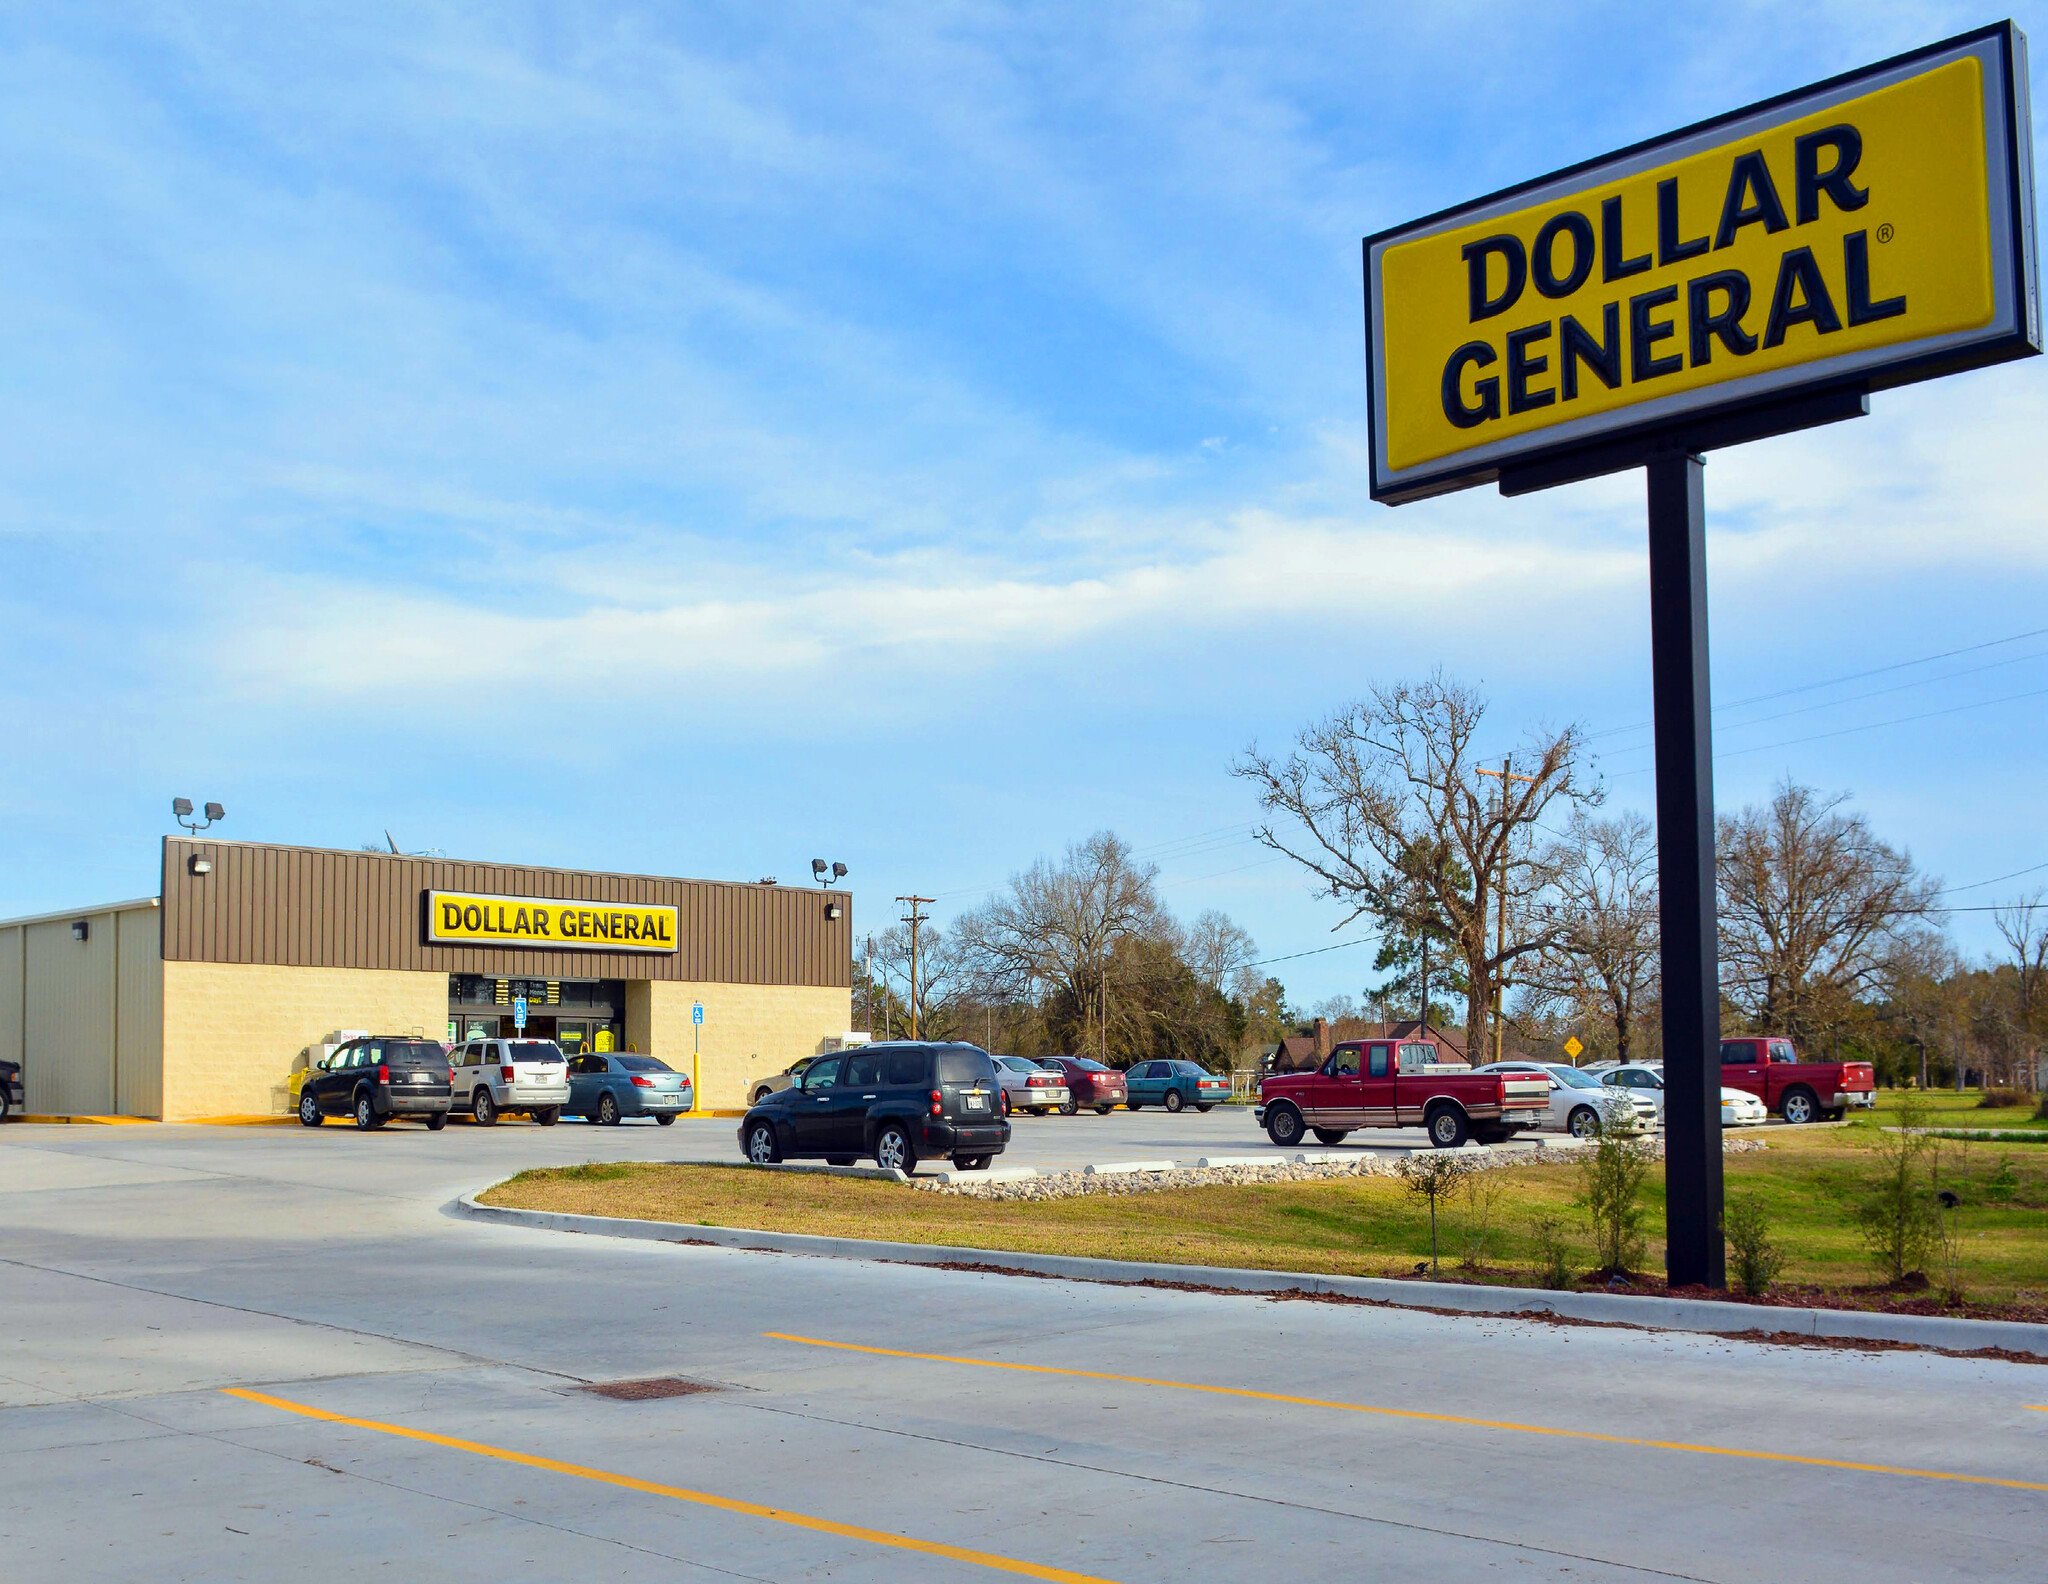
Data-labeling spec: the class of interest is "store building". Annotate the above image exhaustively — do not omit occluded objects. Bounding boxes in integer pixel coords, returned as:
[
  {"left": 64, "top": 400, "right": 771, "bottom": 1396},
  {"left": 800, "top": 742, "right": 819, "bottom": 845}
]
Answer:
[{"left": 0, "top": 839, "right": 854, "bottom": 1119}]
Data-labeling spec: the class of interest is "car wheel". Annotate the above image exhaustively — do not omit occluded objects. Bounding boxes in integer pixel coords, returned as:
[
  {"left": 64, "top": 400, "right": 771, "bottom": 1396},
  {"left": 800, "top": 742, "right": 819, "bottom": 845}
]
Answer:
[
  {"left": 953, "top": 1154, "right": 991, "bottom": 1171},
  {"left": 354, "top": 1092, "right": 381, "bottom": 1131},
  {"left": 1164, "top": 1090, "right": 1185, "bottom": 1113},
  {"left": 1567, "top": 1106, "right": 1600, "bottom": 1139},
  {"left": 1312, "top": 1127, "right": 1349, "bottom": 1144},
  {"left": 298, "top": 1090, "right": 323, "bottom": 1127},
  {"left": 1781, "top": 1088, "right": 1818, "bottom": 1124},
  {"left": 875, "top": 1124, "right": 916, "bottom": 1175},
  {"left": 534, "top": 1107, "right": 560, "bottom": 1127},
  {"left": 1058, "top": 1099, "right": 1078, "bottom": 1116},
  {"left": 653, "top": 1112, "right": 676, "bottom": 1126},
  {"left": 472, "top": 1089, "right": 498, "bottom": 1127},
  {"left": 1196, "top": 1104, "right": 1214, "bottom": 1113},
  {"left": 1095, "top": 1105, "right": 1113, "bottom": 1115},
  {"left": 826, "top": 1155, "right": 857, "bottom": 1166},
  {"left": 1426, "top": 1105, "right": 1471, "bottom": 1149},
  {"left": 1473, "top": 1126, "right": 1511, "bottom": 1145},
  {"left": 1126, "top": 1101, "right": 1142, "bottom": 1111},
  {"left": 746, "top": 1121, "right": 781, "bottom": 1163},
  {"left": 598, "top": 1093, "right": 622, "bottom": 1127},
  {"left": 1265, "top": 1105, "right": 1304, "bottom": 1147},
  {"left": 424, "top": 1111, "right": 447, "bottom": 1131}
]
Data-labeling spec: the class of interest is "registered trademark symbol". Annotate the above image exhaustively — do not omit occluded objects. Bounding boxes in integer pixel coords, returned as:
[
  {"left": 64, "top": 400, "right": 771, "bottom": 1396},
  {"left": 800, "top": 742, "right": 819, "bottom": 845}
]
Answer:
[{"left": 1876, "top": 222, "right": 1895, "bottom": 243}]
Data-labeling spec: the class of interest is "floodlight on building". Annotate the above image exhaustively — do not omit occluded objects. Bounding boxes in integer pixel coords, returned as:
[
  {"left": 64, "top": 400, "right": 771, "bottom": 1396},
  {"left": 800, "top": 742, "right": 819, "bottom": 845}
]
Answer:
[{"left": 173, "top": 798, "right": 225, "bottom": 834}]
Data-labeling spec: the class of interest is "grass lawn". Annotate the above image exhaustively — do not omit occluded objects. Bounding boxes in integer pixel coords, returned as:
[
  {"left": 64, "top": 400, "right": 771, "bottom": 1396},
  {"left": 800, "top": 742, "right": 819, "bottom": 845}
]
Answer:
[
  {"left": 1868, "top": 1088, "right": 2048, "bottom": 1130},
  {"left": 481, "top": 1116, "right": 2048, "bottom": 1318}
]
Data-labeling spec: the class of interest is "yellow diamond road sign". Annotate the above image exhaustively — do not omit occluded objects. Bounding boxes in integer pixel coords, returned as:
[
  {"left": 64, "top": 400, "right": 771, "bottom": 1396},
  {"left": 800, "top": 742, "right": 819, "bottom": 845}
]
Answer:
[{"left": 1563, "top": 1036, "right": 1585, "bottom": 1059}]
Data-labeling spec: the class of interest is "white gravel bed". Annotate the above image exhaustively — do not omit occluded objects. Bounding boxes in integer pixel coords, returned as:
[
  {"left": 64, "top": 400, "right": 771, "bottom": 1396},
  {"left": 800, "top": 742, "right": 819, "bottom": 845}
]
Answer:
[{"left": 913, "top": 1136, "right": 1768, "bottom": 1200}]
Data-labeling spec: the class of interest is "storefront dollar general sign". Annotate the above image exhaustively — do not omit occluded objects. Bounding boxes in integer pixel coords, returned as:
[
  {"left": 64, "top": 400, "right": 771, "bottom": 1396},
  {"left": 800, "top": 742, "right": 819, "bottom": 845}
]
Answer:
[
  {"left": 1365, "top": 24, "right": 2038, "bottom": 502},
  {"left": 426, "top": 891, "right": 678, "bottom": 953}
]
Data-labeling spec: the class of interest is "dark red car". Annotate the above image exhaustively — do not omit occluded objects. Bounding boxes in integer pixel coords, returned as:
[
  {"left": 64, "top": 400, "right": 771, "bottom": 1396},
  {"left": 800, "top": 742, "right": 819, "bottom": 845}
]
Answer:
[{"left": 1038, "top": 1056, "right": 1127, "bottom": 1115}]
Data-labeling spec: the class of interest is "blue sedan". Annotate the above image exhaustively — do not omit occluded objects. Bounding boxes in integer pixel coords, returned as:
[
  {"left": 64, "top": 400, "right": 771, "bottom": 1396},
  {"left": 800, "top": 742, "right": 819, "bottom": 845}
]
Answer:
[
  {"left": 566, "top": 1053, "right": 694, "bottom": 1125},
  {"left": 1124, "top": 1059, "right": 1231, "bottom": 1113}
]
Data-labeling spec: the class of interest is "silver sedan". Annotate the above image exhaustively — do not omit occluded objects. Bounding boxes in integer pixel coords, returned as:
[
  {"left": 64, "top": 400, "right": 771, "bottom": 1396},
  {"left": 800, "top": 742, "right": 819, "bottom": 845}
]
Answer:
[{"left": 992, "top": 1054, "right": 1071, "bottom": 1116}]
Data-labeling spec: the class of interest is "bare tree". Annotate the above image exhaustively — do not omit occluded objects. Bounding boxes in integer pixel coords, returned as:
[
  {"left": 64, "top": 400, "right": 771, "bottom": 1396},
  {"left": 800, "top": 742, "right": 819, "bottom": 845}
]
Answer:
[
  {"left": 1528, "top": 810, "right": 1660, "bottom": 1063},
  {"left": 1717, "top": 781, "right": 1939, "bottom": 1050},
  {"left": 871, "top": 923, "right": 973, "bottom": 1044},
  {"left": 1992, "top": 890, "right": 2047, "bottom": 1088},
  {"left": 955, "top": 831, "right": 1162, "bottom": 1062},
  {"left": 1179, "top": 909, "right": 1259, "bottom": 1000},
  {"left": 1233, "top": 673, "right": 1595, "bottom": 1060}
]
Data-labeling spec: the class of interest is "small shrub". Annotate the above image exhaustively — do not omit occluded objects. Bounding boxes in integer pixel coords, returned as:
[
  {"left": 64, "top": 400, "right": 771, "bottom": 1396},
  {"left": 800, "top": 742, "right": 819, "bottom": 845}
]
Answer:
[
  {"left": 1976, "top": 1088, "right": 2024, "bottom": 1109},
  {"left": 1530, "top": 1214, "right": 1575, "bottom": 1289},
  {"left": 1984, "top": 1155, "right": 2019, "bottom": 1204},
  {"left": 1722, "top": 1193, "right": 1784, "bottom": 1296},
  {"left": 1395, "top": 1151, "right": 1476, "bottom": 1274},
  {"left": 1459, "top": 1170, "right": 1506, "bottom": 1270},
  {"left": 1578, "top": 1128, "right": 1654, "bottom": 1278},
  {"left": 1856, "top": 1093, "right": 1938, "bottom": 1285}
]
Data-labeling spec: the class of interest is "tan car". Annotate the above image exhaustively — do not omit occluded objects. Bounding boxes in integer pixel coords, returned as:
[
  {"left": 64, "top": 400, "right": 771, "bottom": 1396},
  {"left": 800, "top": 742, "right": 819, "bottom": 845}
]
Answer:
[{"left": 748, "top": 1055, "right": 824, "bottom": 1106}]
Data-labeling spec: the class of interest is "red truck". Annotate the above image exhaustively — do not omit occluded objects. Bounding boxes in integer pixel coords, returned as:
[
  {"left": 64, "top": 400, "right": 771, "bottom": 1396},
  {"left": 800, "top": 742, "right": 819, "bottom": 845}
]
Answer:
[
  {"left": 1718, "top": 1035, "right": 1876, "bottom": 1123},
  {"left": 1256, "top": 1037, "right": 1551, "bottom": 1150}
]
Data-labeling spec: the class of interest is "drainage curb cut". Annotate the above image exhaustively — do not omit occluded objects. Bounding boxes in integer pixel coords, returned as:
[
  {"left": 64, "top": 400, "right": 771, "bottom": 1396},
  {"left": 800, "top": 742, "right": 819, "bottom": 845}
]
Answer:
[{"left": 452, "top": 1194, "right": 2048, "bottom": 1357}]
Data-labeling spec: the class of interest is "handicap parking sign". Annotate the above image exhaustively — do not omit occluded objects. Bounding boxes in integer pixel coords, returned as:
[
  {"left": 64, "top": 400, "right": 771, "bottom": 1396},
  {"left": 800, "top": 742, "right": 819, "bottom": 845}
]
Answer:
[
  {"left": 692, "top": 1002, "right": 704, "bottom": 1026},
  {"left": 513, "top": 996, "right": 527, "bottom": 1031}
]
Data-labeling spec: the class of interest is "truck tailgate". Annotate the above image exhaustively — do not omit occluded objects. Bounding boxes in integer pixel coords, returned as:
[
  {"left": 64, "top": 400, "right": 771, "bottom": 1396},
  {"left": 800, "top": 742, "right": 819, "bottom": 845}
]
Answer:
[{"left": 1499, "top": 1072, "right": 1549, "bottom": 1109}]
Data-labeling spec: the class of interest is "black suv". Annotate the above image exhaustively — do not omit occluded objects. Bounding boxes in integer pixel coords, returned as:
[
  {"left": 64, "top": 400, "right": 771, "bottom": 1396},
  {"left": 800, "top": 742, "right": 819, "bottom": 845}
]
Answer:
[
  {"left": 297, "top": 1036, "right": 452, "bottom": 1130},
  {"left": 0, "top": 1058, "right": 21, "bottom": 1120},
  {"left": 738, "top": 1042, "right": 1008, "bottom": 1174}
]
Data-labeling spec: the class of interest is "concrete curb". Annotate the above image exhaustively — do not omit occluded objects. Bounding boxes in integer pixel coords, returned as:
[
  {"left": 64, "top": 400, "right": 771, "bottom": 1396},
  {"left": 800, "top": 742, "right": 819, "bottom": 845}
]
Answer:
[
  {"left": 451, "top": 1194, "right": 2048, "bottom": 1358},
  {"left": 1083, "top": 1160, "right": 1177, "bottom": 1176},
  {"left": 733, "top": 1160, "right": 909, "bottom": 1184}
]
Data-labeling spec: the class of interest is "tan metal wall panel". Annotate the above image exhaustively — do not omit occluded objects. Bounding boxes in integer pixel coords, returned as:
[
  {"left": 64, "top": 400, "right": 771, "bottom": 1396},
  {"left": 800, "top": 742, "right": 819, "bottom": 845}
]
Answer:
[
  {"left": 117, "top": 905, "right": 163, "bottom": 1117},
  {"left": 159, "top": 839, "right": 851, "bottom": 986},
  {"left": 0, "top": 925, "right": 21, "bottom": 1071},
  {"left": 24, "top": 915, "right": 114, "bottom": 1115}
]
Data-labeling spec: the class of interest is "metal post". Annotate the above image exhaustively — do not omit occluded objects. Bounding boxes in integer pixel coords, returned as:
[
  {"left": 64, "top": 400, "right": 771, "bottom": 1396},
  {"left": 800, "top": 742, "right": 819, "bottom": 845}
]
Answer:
[{"left": 1646, "top": 449, "right": 1725, "bottom": 1289}]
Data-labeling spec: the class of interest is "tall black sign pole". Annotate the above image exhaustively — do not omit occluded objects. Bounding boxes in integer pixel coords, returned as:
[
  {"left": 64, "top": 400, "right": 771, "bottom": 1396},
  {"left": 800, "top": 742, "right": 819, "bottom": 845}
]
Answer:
[{"left": 1646, "top": 449, "right": 1723, "bottom": 1289}]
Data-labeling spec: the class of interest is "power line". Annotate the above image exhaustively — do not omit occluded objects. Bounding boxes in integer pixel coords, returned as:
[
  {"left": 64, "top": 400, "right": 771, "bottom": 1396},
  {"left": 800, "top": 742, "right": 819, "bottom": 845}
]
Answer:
[{"left": 1585, "top": 622, "right": 2048, "bottom": 743}]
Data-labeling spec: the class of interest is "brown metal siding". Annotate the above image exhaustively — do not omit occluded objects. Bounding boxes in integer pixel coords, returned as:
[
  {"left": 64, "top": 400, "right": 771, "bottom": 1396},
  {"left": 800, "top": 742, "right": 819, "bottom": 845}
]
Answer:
[{"left": 160, "top": 839, "right": 851, "bottom": 987}]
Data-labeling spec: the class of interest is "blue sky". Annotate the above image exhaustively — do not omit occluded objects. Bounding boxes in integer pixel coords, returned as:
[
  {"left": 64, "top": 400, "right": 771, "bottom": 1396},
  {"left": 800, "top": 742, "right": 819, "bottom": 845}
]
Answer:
[{"left": 4, "top": 2, "right": 2046, "bottom": 1005}]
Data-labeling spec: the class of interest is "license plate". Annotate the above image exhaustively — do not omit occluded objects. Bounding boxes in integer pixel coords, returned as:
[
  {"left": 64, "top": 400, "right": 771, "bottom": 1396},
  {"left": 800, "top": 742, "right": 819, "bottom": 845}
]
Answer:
[
  {"left": 964, "top": 1094, "right": 986, "bottom": 1111},
  {"left": 410, "top": 1073, "right": 430, "bottom": 1084}
]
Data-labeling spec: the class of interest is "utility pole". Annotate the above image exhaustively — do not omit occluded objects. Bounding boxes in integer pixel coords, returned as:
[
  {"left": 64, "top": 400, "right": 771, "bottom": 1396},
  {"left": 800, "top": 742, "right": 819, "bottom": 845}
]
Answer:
[
  {"left": 1476, "top": 756, "right": 1538, "bottom": 1063},
  {"left": 897, "top": 896, "right": 932, "bottom": 1039}
]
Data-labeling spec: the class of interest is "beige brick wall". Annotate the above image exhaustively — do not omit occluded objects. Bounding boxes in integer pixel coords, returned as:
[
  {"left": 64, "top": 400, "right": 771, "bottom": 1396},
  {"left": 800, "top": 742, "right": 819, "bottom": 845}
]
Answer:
[
  {"left": 161, "top": 961, "right": 447, "bottom": 1119},
  {"left": 626, "top": 980, "right": 851, "bottom": 1110}
]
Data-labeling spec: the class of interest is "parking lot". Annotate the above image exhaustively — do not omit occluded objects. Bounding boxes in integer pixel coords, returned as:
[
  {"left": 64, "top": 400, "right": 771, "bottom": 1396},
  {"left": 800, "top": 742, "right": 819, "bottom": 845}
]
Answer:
[{"left": 3, "top": 1115, "right": 2044, "bottom": 1583}]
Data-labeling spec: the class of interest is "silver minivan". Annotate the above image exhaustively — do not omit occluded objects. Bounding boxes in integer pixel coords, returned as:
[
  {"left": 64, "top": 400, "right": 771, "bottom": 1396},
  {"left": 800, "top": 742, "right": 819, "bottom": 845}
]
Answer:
[{"left": 451, "top": 1038, "right": 571, "bottom": 1125}]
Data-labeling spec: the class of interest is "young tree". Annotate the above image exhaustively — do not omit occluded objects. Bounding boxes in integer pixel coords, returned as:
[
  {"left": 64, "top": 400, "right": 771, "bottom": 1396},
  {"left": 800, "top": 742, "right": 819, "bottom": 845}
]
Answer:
[
  {"left": 1234, "top": 672, "right": 1595, "bottom": 1061},
  {"left": 1717, "top": 781, "right": 1940, "bottom": 1049},
  {"left": 1529, "top": 810, "right": 1660, "bottom": 1063}
]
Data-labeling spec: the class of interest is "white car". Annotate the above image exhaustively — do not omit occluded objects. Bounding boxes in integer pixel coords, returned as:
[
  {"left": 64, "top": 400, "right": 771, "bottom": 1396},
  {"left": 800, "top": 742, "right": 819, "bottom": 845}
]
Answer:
[
  {"left": 450, "top": 1037, "right": 571, "bottom": 1125},
  {"left": 1473, "top": 1061, "right": 1655, "bottom": 1138},
  {"left": 1598, "top": 1063, "right": 1769, "bottom": 1127}
]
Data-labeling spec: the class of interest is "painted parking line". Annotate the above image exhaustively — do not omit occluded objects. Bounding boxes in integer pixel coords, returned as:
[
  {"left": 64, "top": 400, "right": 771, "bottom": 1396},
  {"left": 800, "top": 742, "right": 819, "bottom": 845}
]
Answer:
[
  {"left": 222, "top": 1387, "right": 1120, "bottom": 1583},
  {"left": 764, "top": 1333, "right": 2048, "bottom": 1495}
]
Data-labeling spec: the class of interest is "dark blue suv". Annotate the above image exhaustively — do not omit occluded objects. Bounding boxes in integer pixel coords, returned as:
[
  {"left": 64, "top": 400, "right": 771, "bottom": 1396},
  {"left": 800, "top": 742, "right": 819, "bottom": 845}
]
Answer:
[{"left": 739, "top": 1042, "right": 1009, "bottom": 1174}]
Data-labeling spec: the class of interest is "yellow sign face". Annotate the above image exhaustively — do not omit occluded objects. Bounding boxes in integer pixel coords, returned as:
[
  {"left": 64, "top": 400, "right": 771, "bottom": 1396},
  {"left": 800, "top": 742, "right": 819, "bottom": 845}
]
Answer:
[
  {"left": 426, "top": 891, "right": 678, "bottom": 954},
  {"left": 1365, "top": 27, "right": 2036, "bottom": 501},
  {"left": 1563, "top": 1035, "right": 1584, "bottom": 1060}
]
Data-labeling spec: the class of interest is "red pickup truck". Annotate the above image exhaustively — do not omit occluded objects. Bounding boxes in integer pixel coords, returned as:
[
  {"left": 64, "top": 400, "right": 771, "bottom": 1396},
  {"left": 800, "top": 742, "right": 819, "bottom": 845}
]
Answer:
[
  {"left": 1718, "top": 1035, "right": 1875, "bottom": 1123},
  {"left": 1256, "top": 1038, "right": 1551, "bottom": 1150}
]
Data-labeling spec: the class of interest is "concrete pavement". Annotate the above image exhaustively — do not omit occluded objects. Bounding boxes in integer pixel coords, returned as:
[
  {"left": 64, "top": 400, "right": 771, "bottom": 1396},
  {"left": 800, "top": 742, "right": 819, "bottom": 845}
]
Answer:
[{"left": 2, "top": 1114, "right": 2044, "bottom": 1582}]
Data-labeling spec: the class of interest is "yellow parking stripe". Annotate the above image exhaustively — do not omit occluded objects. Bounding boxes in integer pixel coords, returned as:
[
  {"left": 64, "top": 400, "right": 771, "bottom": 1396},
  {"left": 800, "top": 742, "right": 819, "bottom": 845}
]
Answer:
[
  {"left": 222, "top": 1388, "right": 1118, "bottom": 1582},
  {"left": 763, "top": 1333, "right": 2048, "bottom": 1495}
]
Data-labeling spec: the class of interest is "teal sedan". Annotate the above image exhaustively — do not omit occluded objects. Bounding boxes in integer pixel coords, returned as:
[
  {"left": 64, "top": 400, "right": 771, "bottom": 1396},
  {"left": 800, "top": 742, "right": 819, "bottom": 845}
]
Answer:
[
  {"left": 1124, "top": 1059, "right": 1230, "bottom": 1113},
  {"left": 566, "top": 1053, "right": 694, "bottom": 1125}
]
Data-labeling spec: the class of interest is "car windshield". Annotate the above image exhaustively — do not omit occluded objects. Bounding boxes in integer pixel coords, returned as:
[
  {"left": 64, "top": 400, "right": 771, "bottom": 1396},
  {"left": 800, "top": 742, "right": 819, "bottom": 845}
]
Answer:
[
  {"left": 388, "top": 1042, "right": 445, "bottom": 1064},
  {"left": 615, "top": 1056, "right": 672, "bottom": 1073},
  {"left": 508, "top": 1042, "right": 562, "bottom": 1062},
  {"left": 1073, "top": 1059, "right": 1114, "bottom": 1073},
  {"left": 937, "top": 1051, "right": 993, "bottom": 1085},
  {"left": 1547, "top": 1065, "right": 1602, "bottom": 1089}
]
